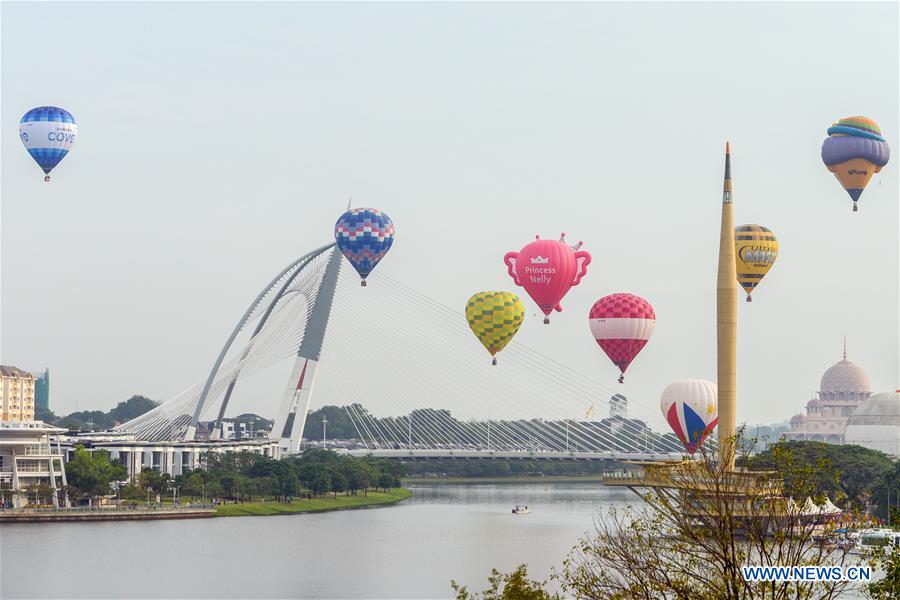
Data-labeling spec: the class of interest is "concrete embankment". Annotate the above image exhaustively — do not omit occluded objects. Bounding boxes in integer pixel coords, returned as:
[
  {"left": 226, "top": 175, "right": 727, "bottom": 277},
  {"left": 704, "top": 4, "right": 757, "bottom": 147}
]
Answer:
[{"left": 0, "top": 507, "right": 216, "bottom": 523}]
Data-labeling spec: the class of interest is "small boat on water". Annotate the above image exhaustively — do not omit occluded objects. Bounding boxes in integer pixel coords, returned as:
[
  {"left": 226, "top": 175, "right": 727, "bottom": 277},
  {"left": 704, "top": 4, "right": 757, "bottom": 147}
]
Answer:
[{"left": 512, "top": 505, "right": 529, "bottom": 515}]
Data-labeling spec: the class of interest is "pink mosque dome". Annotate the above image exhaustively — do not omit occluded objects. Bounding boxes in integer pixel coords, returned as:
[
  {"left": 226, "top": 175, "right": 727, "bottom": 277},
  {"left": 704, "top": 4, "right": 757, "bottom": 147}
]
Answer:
[{"left": 820, "top": 345, "right": 870, "bottom": 394}]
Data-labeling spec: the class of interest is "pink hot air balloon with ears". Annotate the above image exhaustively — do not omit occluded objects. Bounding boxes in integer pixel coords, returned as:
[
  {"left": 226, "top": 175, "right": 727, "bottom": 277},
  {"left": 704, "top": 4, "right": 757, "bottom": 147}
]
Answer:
[{"left": 504, "top": 233, "right": 591, "bottom": 324}]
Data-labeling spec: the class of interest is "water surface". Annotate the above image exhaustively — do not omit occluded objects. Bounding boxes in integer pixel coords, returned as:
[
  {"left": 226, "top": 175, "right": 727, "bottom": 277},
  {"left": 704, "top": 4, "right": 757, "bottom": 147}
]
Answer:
[{"left": 1, "top": 482, "right": 633, "bottom": 599}]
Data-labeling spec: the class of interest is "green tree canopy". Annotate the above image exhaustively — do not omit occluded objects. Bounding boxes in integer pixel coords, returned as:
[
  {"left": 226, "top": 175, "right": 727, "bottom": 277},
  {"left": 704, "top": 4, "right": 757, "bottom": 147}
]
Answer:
[
  {"left": 109, "top": 395, "right": 159, "bottom": 423},
  {"left": 65, "top": 446, "right": 127, "bottom": 502}
]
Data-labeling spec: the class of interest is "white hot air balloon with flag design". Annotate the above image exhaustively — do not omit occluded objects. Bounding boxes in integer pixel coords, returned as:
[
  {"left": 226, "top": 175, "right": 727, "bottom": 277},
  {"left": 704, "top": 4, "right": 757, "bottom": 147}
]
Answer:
[{"left": 660, "top": 379, "right": 718, "bottom": 454}]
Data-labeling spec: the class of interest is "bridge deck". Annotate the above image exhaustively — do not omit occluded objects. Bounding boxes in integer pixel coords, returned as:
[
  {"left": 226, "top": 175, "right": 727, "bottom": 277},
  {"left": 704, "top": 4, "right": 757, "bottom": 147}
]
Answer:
[{"left": 337, "top": 448, "right": 685, "bottom": 462}]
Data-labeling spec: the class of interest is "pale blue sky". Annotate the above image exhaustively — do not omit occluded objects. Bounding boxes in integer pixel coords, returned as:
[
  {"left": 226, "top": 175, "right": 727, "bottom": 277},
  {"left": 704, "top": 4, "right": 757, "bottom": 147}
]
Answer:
[{"left": 2, "top": 2, "right": 897, "bottom": 426}]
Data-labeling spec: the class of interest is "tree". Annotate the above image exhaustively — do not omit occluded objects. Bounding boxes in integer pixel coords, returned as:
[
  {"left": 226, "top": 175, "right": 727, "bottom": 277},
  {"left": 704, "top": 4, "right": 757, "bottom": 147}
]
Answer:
[
  {"left": 310, "top": 471, "right": 331, "bottom": 497},
  {"left": 748, "top": 441, "right": 895, "bottom": 509},
  {"left": 108, "top": 395, "right": 158, "bottom": 423},
  {"left": 304, "top": 405, "right": 360, "bottom": 441},
  {"left": 270, "top": 461, "right": 298, "bottom": 501},
  {"left": 868, "top": 460, "right": 900, "bottom": 522},
  {"left": 451, "top": 565, "right": 556, "bottom": 600},
  {"left": 378, "top": 472, "right": 401, "bottom": 491},
  {"left": 58, "top": 410, "right": 113, "bottom": 431},
  {"left": 557, "top": 439, "right": 867, "bottom": 599},
  {"left": 65, "top": 446, "right": 127, "bottom": 505},
  {"left": 33, "top": 405, "right": 58, "bottom": 424},
  {"left": 345, "top": 461, "right": 375, "bottom": 495},
  {"left": 329, "top": 469, "right": 348, "bottom": 497},
  {"left": 137, "top": 470, "right": 170, "bottom": 497},
  {"left": 23, "top": 483, "right": 55, "bottom": 506},
  {"left": 867, "top": 546, "right": 900, "bottom": 599}
]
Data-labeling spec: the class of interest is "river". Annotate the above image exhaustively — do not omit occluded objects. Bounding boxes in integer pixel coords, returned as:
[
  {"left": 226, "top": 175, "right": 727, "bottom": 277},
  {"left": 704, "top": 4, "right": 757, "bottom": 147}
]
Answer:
[{"left": 0, "top": 481, "right": 633, "bottom": 599}]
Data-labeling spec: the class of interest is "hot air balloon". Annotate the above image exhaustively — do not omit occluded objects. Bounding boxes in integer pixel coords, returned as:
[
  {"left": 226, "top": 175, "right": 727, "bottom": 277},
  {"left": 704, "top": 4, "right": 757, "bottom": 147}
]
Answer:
[
  {"left": 821, "top": 116, "right": 891, "bottom": 212},
  {"left": 588, "top": 293, "right": 655, "bottom": 383},
  {"left": 334, "top": 208, "right": 394, "bottom": 286},
  {"left": 465, "top": 291, "right": 525, "bottom": 365},
  {"left": 503, "top": 234, "right": 591, "bottom": 324},
  {"left": 19, "top": 106, "right": 77, "bottom": 181},
  {"left": 660, "top": 379, "right": 718, "bottom": 455},
  {"left": 735, "top": 224, "right": 778, "bottom": 302}
]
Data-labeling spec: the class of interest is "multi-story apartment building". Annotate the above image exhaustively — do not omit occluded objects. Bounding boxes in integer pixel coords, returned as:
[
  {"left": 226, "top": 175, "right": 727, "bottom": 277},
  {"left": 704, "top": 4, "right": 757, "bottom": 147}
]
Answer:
[{"left": 1, "top": 366, "right": 36, "bottom": 422}]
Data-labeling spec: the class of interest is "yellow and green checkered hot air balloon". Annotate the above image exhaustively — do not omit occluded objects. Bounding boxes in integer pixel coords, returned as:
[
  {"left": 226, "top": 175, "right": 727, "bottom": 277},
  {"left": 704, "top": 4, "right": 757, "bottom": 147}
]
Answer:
[
  {"left": 734, "top": 224, "right": 778, "bottom": 302},
  {"left": 465, "top": 291, "right": 525, "bottom": 365}
]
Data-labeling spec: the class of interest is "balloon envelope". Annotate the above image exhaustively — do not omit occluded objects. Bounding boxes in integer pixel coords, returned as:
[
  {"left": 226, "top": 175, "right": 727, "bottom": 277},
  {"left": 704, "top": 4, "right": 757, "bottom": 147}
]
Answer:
[
  {"left": 465, "top": 291, "right": 525, "bottom": 363},
  {"left": 734, "top": 224, "right": 778, "bottom": 301},
  {"left": 660, "top": 379, "right": 718, "bottom": 454},
  {"left": 588, "top": 293, "right": 655, "bottom": 383},
  {"left": 334, "top": 208, "right": 394, "bottom": 283},
  {"left": 503, "top": 234, "right": 591, "bottom": 323},
  {"left": 19, "top": 106, "right": 77, "bottom": 179},
  {"left": 821, "top": 116, "right": 890, "bottom": 211}
]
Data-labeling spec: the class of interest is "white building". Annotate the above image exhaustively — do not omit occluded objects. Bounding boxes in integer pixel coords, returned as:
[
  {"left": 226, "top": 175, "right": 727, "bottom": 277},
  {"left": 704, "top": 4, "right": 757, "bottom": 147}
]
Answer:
[
  {"left": 609, "top": 394, "right": 628, "bottom": 419},
  {"left": 844, "top": 391, "right": 900, "bottom": 457},
  {"left": 60, "top": 432, "right": 280, "bottom": 480},
  {"left": 0, "top": 420, "right": 69, "bottom": 508},
  {"left": 786, "top": 345, "right": 871, "bottom": 444}
]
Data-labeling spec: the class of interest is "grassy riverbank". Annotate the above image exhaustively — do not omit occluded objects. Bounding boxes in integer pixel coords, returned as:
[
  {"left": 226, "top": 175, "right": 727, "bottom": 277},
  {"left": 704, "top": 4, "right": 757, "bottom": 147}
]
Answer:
[
  {"left": 403, "top": 475, "right": 607, "bottom": 484},
  {"left": 215, "top": 488, "right": 412, "bottom": 517}
]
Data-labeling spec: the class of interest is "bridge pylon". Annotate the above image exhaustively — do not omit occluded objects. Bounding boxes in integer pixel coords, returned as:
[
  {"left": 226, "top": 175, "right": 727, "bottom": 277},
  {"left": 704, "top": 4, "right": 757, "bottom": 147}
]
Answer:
[{"left": 271, "top": 247, "right": 343, "bottom": 454}]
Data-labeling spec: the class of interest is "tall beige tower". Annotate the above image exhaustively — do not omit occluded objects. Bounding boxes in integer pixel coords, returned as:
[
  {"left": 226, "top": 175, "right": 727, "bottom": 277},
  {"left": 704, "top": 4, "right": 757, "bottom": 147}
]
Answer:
[{"left": 717, "top": 143, "right": 737, "bottom": 468}]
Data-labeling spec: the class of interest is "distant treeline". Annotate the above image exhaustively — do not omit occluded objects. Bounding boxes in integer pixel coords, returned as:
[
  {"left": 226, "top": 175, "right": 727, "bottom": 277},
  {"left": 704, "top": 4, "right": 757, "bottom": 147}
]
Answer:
[
  {"left": 745, "top": 440, "right": 900, "bottom": 521},
  {"left": 120, "top": 448, "right": 405, "bottom": 503},
  {"left": 36, "top": 395, "right": 159, "bottom": 431},
  {"left": 401, "top": 459, "right": 615, "bottom": 478}
]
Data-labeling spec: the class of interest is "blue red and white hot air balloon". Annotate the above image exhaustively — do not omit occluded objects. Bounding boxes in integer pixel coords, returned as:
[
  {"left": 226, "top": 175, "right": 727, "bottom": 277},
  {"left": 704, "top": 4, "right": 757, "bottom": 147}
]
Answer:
[
  {"left": 334, "top": 208, "right": 395, "bottom": 286},
  {"left": 588, "top": 293, "right": 655, "bottom": 383},
  {"left": 19, "top": 106, "right": 77, "bottom": 181},
  {"left": 660, "top": 379, "right": 718, "bottom": 455}
]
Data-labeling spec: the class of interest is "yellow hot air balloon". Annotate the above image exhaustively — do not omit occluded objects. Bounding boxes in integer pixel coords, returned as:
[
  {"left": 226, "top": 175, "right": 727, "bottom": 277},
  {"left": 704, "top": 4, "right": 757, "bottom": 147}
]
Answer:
[
  {"left": 735, "top": 224, "right": 778, "bottom": 302},
  {"left": 465, "top": 291, "right": 525, "bottom": 365}
]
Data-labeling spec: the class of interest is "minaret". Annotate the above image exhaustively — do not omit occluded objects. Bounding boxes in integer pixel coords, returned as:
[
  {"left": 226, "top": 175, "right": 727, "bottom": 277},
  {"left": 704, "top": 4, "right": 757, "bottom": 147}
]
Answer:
[{"left": 717, "top": 142, "right": 737, "bottom": 469}]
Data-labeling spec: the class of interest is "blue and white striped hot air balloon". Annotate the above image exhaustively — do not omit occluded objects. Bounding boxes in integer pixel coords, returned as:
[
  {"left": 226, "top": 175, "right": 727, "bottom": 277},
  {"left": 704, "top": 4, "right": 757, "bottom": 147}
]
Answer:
[
  {"left": 19, "top": 106, "right": 77, "bottom": 181},
  {"left": 334, "top": 208, "right": 395, "bottom": 286}
]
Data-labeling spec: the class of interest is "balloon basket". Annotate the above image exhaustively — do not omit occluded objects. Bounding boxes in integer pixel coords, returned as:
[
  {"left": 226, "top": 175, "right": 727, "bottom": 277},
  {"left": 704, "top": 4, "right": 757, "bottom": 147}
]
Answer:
[
  {"left": 746, "top": 295, "right": 752, "bottom": 302},
  {"left": 44, "top": 175, "right": 50, "bottom": 182},
  {"left": 491, "top": 357, "right": 497, "bottom": 366},
  {"left": 543, "top": 316, "right": 550, "bottom": 325},
  {"left": 618, "top": 375, "right": 624, "bottom": 384},
  {"left": 852, "top": 203, "right": 858, "bottom": 212},
  {"left": 360, "top": 279, "right": 367, "bottom": 287}
]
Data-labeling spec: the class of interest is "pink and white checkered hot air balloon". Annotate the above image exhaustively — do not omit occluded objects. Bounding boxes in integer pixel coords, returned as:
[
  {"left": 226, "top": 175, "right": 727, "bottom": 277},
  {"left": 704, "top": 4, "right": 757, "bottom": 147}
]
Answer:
[
  {"left": 588, "top": 293, "right": 655, "bottom": 383},
  {"left": 659, "top": 379, "right": 718, "bottom": 455}
]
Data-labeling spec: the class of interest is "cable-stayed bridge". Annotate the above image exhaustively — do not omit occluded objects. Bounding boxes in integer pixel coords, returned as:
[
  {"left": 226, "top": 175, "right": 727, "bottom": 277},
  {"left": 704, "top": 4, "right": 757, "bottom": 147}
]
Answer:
[{"left": 117, "top": 244, "right": 706, "bottom": 462}]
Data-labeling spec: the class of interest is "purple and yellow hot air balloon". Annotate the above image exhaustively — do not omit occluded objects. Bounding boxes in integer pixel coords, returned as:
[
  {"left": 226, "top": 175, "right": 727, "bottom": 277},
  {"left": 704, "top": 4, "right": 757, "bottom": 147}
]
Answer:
[{"left": 821, "top": 116, "right": 890, "bottom": 212}]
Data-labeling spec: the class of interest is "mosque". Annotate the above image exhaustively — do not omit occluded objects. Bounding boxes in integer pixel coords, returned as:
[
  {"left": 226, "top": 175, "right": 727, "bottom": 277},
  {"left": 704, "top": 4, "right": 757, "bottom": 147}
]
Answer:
[{"left": 785, "top": 341, "right": 900, "bottom": 457}]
